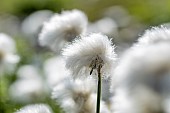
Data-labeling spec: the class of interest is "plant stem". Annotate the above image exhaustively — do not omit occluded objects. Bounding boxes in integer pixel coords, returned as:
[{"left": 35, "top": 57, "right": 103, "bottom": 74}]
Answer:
[{"left": 96, "top": 65, "right": 102, "bottom": 113}]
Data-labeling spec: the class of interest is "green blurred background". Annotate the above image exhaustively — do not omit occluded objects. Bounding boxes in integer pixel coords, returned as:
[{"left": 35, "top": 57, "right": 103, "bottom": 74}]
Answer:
[{"left": 0, "top": 0, "right": 170, "bottom": 25}]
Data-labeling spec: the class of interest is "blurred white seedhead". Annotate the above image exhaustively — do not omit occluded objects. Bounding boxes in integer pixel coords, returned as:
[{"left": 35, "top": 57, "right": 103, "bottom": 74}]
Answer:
[
  {"left": 39, "top": 9, "right": 88, "bottom": 52},
  {"left": 43, "top": 56, "right": 69, "bottom": 88},
  {"left": 52, "top": 78, "right": 110, "bottom": 113},
  {"left": 112, "top": 87, "right": 164, "bottom": 113},
  {"left": 112, "top": 43, "right": 170, "bottom": 113},
  {"left": 62, "top": 33, "right": 116, "bottom": 79},
  {"left": 15, "top": 104, "right": 53, "bottom": 113},
  {"left": 137, "top": 26, "right": 170, "bottom": 46},
  {"left": 52, "top": 78, "right": 95, "bottom": 113},
  {"left": 17, "top": 64, "right": 42, "bottom": 80},
  {"left": 9, "top": 64, "right": 48, "bottom": 103},
  {"left": 88, "top": 17, "right": 118, "bottom": 37},
  {"left": 9, "top": 79, "right": 46, "bottom": 103},
  {"left": 22, "top": 10, "right": 53, "bottom": 37},
  {"left": 0, "top": 33, "right": 20, "bottom": 76}
]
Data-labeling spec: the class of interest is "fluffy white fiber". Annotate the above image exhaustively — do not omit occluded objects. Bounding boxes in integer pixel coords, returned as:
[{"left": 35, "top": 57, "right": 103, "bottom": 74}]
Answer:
[
  {"left": 39, "top": 9, "right": 88, "bottom": 52},
  {"left": 112, "top": 43, "right": 170, "bottom": 113},
  {"left": 137, "top": 26, "right": 170, "bottom": 46},
  {"left": 52, "top": 78, "right": 96, "bottom": 113},
  {"left": 0, "top": 33, "right": 20, "bottom": 75},
  {"left": 62, "top": 33, "right": 116, "bottom": 79},
  {"left": 15, "top": 104, "right": 53, "bottom": 113}
]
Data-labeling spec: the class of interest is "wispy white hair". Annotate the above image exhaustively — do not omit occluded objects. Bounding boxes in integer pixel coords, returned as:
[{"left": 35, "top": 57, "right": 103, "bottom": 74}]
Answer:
[
  {"left": 137, "top": 26, "right": 170, "bottom": 46},
  {"left": 62, "top": 33, "right": 116, "bottom": 79},
  {"left": 15, "top": 104, "right": 53, "bottom": 113},
  {"left": 39, "top": 9, "right": 88, "bottom": 52}
]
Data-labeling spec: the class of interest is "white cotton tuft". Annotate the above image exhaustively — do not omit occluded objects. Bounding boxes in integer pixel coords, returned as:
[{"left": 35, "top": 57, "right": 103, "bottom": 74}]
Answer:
[
  {"left": 62, "top": 33, "right": 116, "bottom": 79},
  {"left": 9, "top": 65, "right": 47, "bottom": 103},
  {"left": 17, "top": 65, "right": 42, "bottom": 79},
  {"left": 15, "top": 104, "right": 53, "bottom": 113},
  {"left": 137, "top": 26, "right": 170, "bottom": 46},
  {"left": 39, "top": 9, "right": 88, "bottom": 52},
  {"left": 112, "top": 43, "right": 170, "bottom": 91},
  {"left": 21, "top": 10, "right": 53, "bottom": 38},
  {"left": 111, "top": 87, "right": 164, "bottom": 113},
  {"left": 111, "top": 43, "right": 170, "bottom": 113},
  {"left": 52, "top": 78, "right": 97, "bottom": 113},
  {"left": 43, "top": 56, "right": 70, "bottom": 88},
  {"left": 9, "top": 79, "right": 47, "bottom": 103},
  {"left": 0, "top": 33, "right": 20, "bottom": 75},
  {"left": 52, "top": 78, "right": 111, "bottom": 113},
  {"left": 0, "top": 33, "right": 16, "bottom": 53}
]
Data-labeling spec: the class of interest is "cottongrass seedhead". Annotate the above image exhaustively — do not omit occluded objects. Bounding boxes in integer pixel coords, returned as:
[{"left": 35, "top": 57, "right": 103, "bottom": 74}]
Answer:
[
  {"left": 52, "top": 78, "right": 111, "bottom": 113},
  {"left": 43, "top": 56, "right": 69, "bottom": 88},
  {"left": 10, "top": 65, "right": 47, "bottom": 103},
  {"left": 52, "top": 78, "right": 97, "bottom": 113},
  {"left": 39, "top": 9, "right": 88, "bottom": 52},
  {"left": 21, "top": 10, "right": 53, "bottom": 38},
  {"left": 112, "top": 43, "right": 170, "bottom": 90},
  {"left": 9, "top": 79, "right": 46, "bottom": 103},
  {"left": 111, "top": 87, "right": 163, "bottom": 113},
  {"left": 15, "top": 104, "right": 53, "bottom": 113},
  {"left": 62, "top": 33, "right": 116, "bottom": 79},
  {"left": 0, "top": 33, "right": 20, "bottom": 75},
  {"left": 17, "top": 65, "right": 42, "bottom": 79},
  {"left": 137, "top": 26, "right": 170, "bottom": 46},
  {"left": 111, "top": 43, "right": 170, "bottom": 113}
]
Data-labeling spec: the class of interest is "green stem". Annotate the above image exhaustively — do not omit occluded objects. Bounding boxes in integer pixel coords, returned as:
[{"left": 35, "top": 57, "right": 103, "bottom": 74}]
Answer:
[{"left": 96, "top": 66, "right": 102, "bottom": 113}]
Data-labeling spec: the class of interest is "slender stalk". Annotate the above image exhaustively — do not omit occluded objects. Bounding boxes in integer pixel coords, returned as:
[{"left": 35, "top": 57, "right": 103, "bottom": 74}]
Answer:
[{"left": 96, "top": 65, "right": 102, "bottom": 113}]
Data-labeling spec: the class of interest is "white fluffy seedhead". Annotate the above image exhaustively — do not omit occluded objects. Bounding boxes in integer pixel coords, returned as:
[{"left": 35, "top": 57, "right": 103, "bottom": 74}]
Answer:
[
  {"left": 62, "top": 33, "right": 116, "bottom": 79},
  {"left": 52, "top": 78, "right": 96, "bottom": 113},
  {"left": 17, "top": 65, "right": 41, "bottom": 79},
  {"left": 39, "top": 9, "right": 88, "bottom": 52},
  {"left": 0, "top": 33, "right": 16, "bottom": 53},
  {"left": 52, "top": 78, "right": 111, "bottom": 113},
  {"left": 137, "top": 26, "right": 170, "bottom": 46},
  {"left": 0, "top": 33, "right": 20, "bottom": 75},
  {"left": 111, "top": 43, "right": 170, "bottom": 113},
  {"left": 111, "top": 87, "right": 163, "bottom": 113},
  {"left": 113, "top": 43, "right": 170, "bottom": 90},
  {"left": 9, "top": 79, "right": 46, "bottom": 103},
  {"left": 15, "top": 104, "right": 53, "bottom": 113}
]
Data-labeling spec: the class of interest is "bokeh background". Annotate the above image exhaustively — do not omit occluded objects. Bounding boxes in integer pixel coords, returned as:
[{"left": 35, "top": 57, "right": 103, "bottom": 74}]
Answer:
[{"left": 0, "top": 0, "right": 170, "bottom": 113}]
